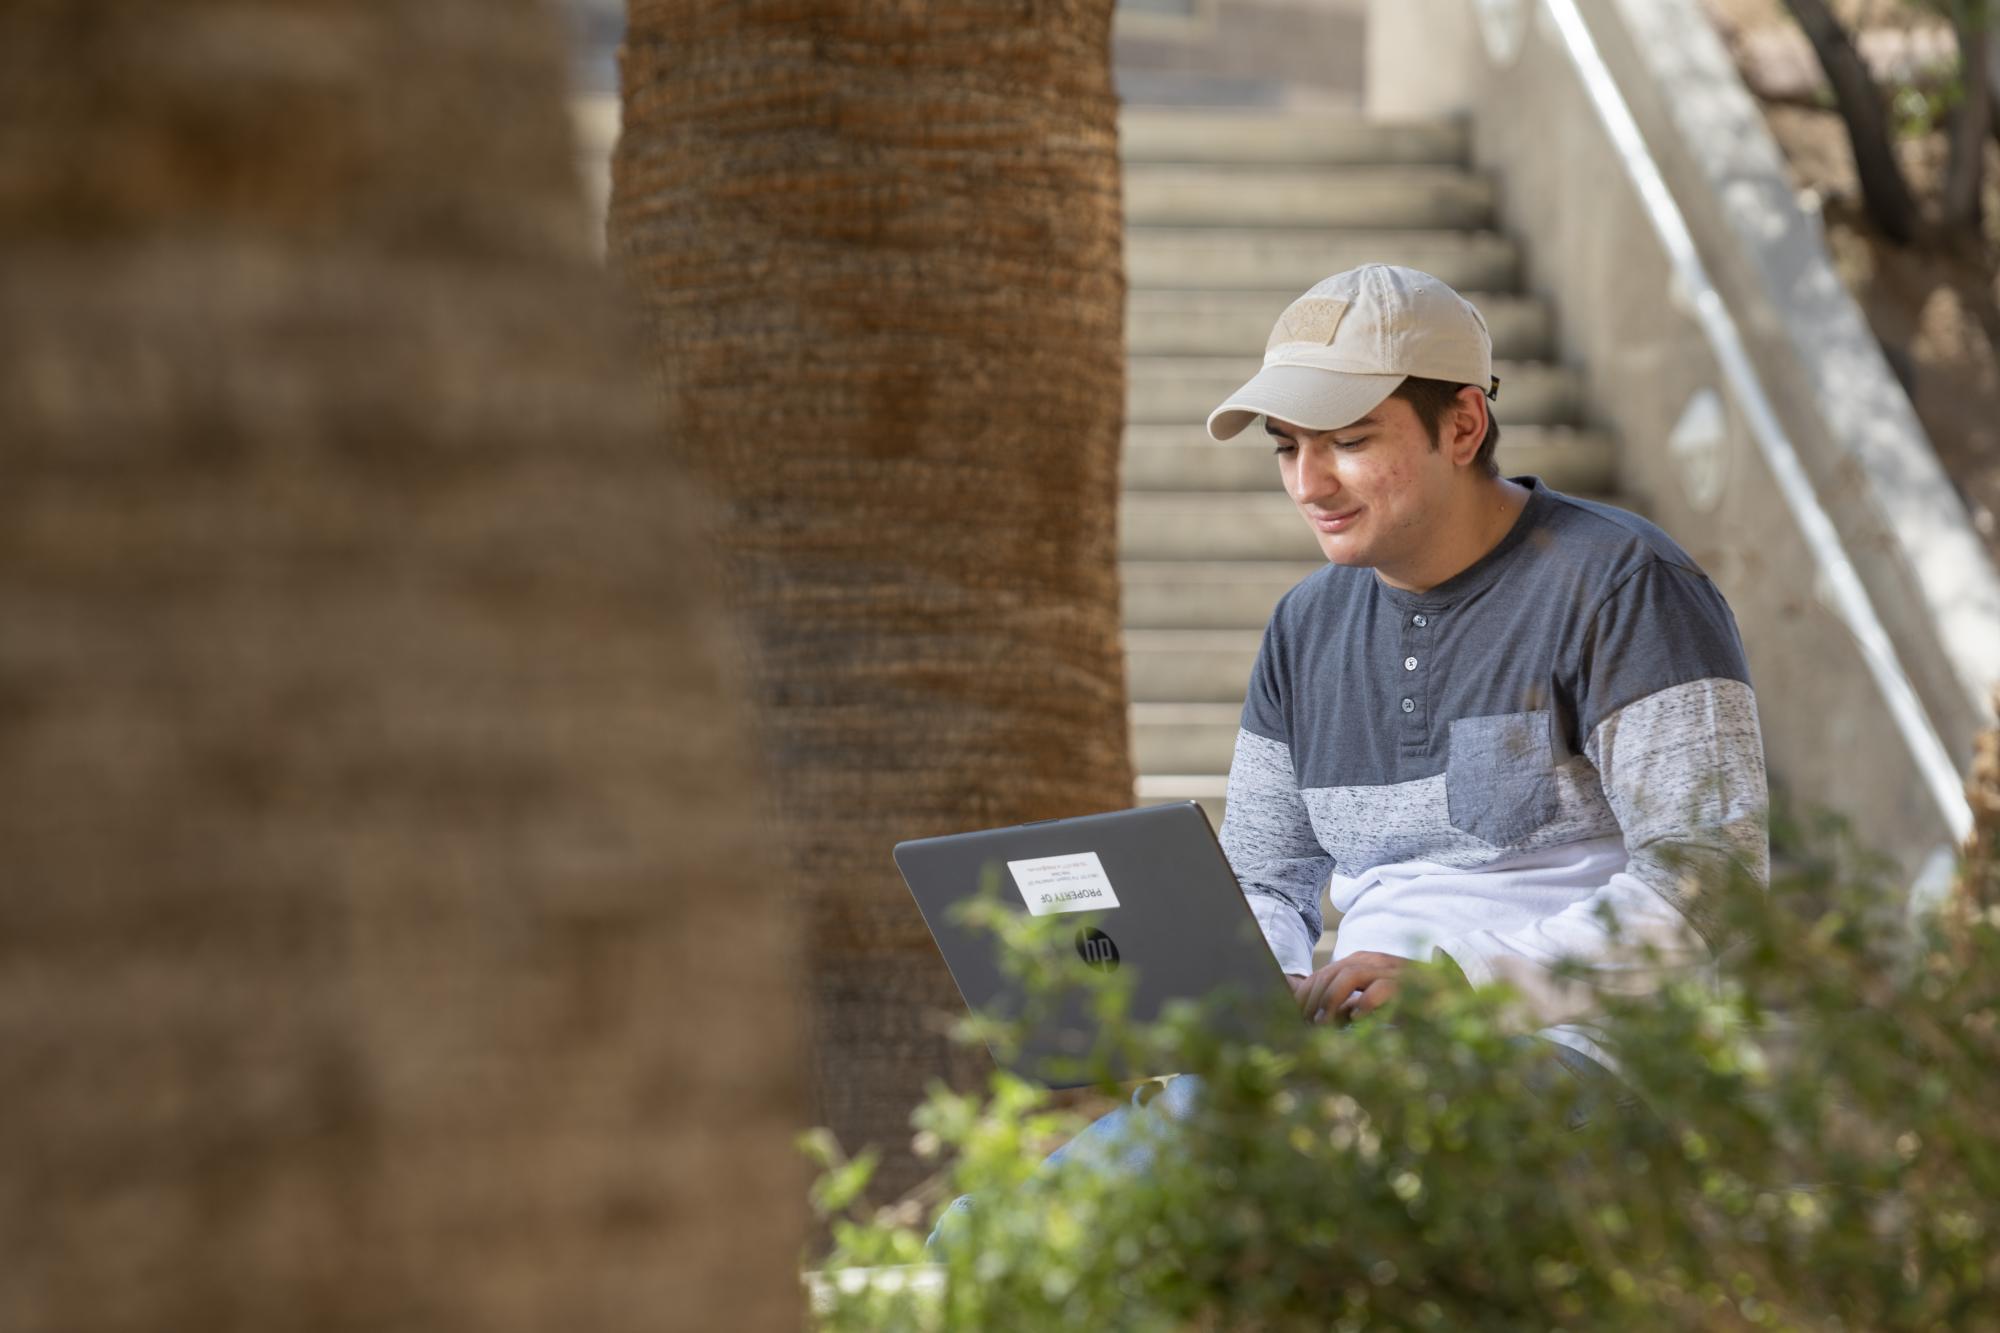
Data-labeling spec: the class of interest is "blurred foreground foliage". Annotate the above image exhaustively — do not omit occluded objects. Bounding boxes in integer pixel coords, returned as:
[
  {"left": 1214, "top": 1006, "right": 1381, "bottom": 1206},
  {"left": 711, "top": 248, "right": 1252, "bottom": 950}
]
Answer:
[{"left": 803, "top": 803, "right": 2000, "bottom": 1331}]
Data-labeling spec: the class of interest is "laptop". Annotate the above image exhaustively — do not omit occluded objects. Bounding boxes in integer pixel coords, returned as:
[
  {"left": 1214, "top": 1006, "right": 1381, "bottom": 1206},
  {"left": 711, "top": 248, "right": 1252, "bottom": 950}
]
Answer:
[{"left": 893, "top": 801, "right": 1302, "bottom": 1088}]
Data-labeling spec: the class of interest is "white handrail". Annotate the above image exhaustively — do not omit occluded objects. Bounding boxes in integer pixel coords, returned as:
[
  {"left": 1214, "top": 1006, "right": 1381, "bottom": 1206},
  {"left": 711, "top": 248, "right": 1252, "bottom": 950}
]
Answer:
[{"left": 1541, "top": 0, "right": 1973, "bottom": 843}]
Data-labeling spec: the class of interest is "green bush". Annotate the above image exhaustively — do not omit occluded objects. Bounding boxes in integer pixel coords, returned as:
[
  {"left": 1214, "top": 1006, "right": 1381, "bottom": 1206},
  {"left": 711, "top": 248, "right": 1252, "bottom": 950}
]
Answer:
[{"left": 803, "top": 817, "right": 2000, "bottom": 1331}]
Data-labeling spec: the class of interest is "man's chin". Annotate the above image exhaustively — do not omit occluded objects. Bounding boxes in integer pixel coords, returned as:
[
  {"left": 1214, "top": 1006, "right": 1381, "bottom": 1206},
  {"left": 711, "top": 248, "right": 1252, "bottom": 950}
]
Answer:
[{"left": 1315, "top": 538, "right": 1372, "bottom": 567}]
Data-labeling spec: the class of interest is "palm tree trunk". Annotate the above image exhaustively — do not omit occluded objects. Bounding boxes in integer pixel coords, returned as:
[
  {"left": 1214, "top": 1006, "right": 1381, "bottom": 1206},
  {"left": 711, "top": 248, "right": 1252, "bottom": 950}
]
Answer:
[
  {"left": 609, "top": 0, "right": 1133, "bottom": 1202},
  {"left": 1942, "top": 2, "right": 1990, "bottom": 237},
  {"left": 1785, "top": 0, "right": 1924, "bottom": 245},
  {"left": 0, "top": 2, "right": 805, "bottom": 1329}
]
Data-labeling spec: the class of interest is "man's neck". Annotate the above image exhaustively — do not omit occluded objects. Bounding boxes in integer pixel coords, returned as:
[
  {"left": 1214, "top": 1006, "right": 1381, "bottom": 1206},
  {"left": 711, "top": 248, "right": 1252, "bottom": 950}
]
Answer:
[{"left": 1374, "top": 477, "right": 1533, "bottom": 594}]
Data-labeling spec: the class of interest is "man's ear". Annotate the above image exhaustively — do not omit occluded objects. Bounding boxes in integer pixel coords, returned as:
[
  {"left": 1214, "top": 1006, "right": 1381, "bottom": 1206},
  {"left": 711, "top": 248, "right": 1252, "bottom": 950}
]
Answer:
[{"left": 1448, "top": 385, "right": 1487, "bottom": 466}]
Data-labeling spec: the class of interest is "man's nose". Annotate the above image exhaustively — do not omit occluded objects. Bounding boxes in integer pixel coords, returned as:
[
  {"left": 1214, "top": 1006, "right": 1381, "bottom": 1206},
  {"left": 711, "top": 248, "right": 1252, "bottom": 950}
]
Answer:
[{"left": 1292, "top": 442, "right": 1340, "bottom": 504}]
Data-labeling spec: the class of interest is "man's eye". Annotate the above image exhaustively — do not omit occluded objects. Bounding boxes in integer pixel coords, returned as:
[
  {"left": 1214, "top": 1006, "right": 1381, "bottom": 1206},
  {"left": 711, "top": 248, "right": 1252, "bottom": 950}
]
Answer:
[
  {"left": 1270, "top": 441, "right": 1297, "bottom": 456},
  {"left": 1334, "top": 436, "right": 1367, "bottom": 449}
]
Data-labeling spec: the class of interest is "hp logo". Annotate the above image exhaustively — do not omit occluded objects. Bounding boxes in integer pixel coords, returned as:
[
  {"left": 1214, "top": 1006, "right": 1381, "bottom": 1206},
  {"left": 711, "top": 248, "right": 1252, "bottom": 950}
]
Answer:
[{"left": 1075, "top": 927, "right": 1120, "bottom": 971}]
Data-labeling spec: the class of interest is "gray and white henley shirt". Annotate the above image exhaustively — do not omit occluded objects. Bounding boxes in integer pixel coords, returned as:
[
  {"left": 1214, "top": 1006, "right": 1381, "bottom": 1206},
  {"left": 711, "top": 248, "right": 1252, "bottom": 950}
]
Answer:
[{"left": 1217, "top": 477, "right": 1769, "bottom": 1067}]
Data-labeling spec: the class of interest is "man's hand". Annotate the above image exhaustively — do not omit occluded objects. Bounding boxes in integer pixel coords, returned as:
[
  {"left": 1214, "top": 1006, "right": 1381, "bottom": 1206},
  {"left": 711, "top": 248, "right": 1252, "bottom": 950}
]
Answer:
[{"left": 1285, "top": 951, "right": 1415, "bottom": 1025}]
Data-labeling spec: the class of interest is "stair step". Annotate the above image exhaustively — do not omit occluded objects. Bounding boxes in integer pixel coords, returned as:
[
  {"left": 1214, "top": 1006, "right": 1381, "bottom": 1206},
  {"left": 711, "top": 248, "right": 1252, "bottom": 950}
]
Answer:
[
  {"left": 1132, "top": 703, "right": 1244, "bottom": 773},
  {"left": 1120, "top": 111, "right": 1468, "bottom": 166},
  {"left": 1123, "top": 494, "right": 1322, "bottom": 560},
  {"left": 1127, "top": 228, "right": 1518, "bottom": 292},
  {"left": 1121, "top": 560, "right": 1318, "bottom": 629},
  {"left": 1121, "top": 490, "right": 1620, "bottom": 561},
  {"left": 1134, "top": 774, "right": 1229, "bottom": 828},
  {"left": 1124, "top": 165, "right": 1494, "bottom": 229},
  {"left": 1128, "top": 357, "right": 1580, "bottom": 427},
  {"left": 1127, "top": 629, "right": 1263, "bottom": 702},
  {"left": 1123, "top": 424, "right": 1617, "bottom": 493},
  {"left": 1129, "top": 289, "right": 1551, "bottom": 360}
]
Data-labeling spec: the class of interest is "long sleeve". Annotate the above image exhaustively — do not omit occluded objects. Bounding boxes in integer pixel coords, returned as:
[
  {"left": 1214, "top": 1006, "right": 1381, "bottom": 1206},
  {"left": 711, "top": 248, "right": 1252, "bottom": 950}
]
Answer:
[
  {"left": 1435, "top": 562, "right": 1769, "bottom": 1021},
  {"left": 1218, "top": 611, "right": 1333, "bottom": 977}
]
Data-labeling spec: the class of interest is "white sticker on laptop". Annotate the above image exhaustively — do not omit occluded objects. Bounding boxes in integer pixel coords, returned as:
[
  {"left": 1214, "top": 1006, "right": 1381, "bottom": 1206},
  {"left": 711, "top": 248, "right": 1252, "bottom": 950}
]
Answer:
[{"left": 1007, "top": 850, "right": 1121, "bottom": 916}]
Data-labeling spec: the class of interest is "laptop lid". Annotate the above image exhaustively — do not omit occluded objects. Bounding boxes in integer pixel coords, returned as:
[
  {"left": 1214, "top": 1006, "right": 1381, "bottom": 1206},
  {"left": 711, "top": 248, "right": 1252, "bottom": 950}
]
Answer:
[{"left": 893, "top": 801, "right": 1299, "bottom": 1088}]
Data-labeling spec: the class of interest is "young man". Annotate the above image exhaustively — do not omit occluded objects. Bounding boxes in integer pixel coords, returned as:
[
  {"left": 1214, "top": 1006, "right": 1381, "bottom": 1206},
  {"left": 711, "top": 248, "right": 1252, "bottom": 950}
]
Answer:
[
  {"left": 924, "top": 264, "right": 1767, "bottom": 1252},
  {"left": 1208, "top": 264, "right": 1769, "bottom": 1070}
]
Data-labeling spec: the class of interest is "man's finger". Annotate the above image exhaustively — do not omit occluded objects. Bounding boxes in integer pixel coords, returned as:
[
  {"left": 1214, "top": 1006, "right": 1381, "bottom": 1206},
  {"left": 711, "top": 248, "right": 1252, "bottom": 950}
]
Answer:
[
  {"left": 1328, "top": 970, "right": 1380, "bottom": 1021},
  {"left": 1346, "top": 976, "right": 1399, "bottom": 1016},
  {"left": 1290, "top": 974, "right": 1342, "bottom": 1022},
  {"left": 1302, "top": 959, "right": 1382, "bottom": 1022},
  {"left": 1299, "top": 962, "right": 1355, "bottom": 1020},
  {"left": 1311, "top": 960, "right": 1381, "bottom": 1016}
]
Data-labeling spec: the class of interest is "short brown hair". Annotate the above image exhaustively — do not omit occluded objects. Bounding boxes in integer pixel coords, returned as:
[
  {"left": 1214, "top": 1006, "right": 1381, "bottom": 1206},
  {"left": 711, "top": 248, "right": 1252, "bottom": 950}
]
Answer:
[{"left": 1390, "top": 376, "right": 1500, "bottom": 477}]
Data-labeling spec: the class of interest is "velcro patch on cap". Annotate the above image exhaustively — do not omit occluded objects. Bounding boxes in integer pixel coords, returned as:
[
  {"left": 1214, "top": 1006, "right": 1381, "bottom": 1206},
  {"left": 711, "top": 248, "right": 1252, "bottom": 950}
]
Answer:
[{"left": 1267, "top": 296, "right": 1349, "bottom": 353}]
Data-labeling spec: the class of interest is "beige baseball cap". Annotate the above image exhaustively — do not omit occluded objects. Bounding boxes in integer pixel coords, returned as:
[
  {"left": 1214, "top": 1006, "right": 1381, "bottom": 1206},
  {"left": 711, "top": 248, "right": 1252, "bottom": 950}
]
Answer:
[{"left": 1204, "top": 264, "right": 1497, "bottom": 441}]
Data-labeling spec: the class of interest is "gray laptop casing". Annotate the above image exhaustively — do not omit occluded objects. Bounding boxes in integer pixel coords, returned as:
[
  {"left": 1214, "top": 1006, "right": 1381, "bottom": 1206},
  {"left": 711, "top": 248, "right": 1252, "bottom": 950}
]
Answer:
[{"left": 893, "top": 802, "right": 1299, "bottom": 1088}]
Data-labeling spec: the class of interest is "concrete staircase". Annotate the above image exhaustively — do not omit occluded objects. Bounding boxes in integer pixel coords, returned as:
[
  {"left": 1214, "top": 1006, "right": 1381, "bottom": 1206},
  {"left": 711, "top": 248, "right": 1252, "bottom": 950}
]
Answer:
[{"left": 1117, "top": 109, "right": 1621, "bottom": 880}]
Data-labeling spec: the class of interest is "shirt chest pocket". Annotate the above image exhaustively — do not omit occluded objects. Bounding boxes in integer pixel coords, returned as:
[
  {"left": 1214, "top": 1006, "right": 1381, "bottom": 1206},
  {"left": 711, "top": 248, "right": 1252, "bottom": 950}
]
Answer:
[{"left": 1445, "top": 710, "right": 1561, "bottom": 847}]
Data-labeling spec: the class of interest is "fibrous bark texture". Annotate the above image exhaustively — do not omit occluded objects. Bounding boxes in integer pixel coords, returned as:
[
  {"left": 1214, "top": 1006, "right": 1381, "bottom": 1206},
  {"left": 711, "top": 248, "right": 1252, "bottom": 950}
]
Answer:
[
  {"left": 610, "top": 0, "right": 1132, "bottom": 1200},
  {"left": 0, "top": 2, "right": 806, "bottom": 1329}
]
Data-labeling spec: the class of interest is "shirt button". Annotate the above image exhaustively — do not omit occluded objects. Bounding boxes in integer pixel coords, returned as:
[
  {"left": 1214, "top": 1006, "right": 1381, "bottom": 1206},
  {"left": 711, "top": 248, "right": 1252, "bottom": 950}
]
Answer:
[
  {"left": 1400, "top": 697, "right": 1415, "bottom": 714},
  {"left": 1413, "top": 614, "right": 1428, "bottom": 627},
  {"left": 1404, "top": 656, "right": 1418, "bottom": 670}
]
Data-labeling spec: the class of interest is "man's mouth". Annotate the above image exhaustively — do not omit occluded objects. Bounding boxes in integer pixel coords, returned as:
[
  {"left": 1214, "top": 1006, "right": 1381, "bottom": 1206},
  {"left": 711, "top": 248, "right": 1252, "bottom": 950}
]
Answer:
[{"left": 1310, "top": 507, "right": 1361, "bottom": 533}]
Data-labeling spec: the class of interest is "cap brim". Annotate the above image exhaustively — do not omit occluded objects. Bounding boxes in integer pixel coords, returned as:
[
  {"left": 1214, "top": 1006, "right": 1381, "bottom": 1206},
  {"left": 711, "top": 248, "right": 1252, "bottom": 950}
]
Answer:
[{"left": 1205, "top": 365, "right": 1406, "bottom": 441}]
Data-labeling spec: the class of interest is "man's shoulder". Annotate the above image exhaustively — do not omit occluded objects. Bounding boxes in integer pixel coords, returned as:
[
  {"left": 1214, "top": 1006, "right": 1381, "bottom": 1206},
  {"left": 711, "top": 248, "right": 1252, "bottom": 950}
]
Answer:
[
  {"left": 1528, "top": 484, "right": 1714, "bottom": 594},
  {"left": 1530, "top": 486, "right": 1755, "bottom": 725}
]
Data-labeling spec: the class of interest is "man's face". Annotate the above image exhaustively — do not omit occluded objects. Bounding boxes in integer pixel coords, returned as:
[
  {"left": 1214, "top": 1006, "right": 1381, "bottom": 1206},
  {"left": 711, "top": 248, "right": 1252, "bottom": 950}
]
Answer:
[{"left": 1265, "top": 393, "right": 1467, "bottom": 578}]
